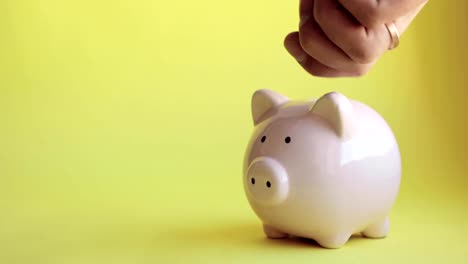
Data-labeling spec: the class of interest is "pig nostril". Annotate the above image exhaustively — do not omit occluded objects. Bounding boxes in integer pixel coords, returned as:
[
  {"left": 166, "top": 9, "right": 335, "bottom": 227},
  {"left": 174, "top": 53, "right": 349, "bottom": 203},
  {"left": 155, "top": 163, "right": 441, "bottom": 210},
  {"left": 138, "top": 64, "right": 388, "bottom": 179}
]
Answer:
[
  {"left": 266, "top": 181, "right": 271, "bottom": 188},
  {"left": 251, "top": 178, "right": 255, "bottom": 185}
]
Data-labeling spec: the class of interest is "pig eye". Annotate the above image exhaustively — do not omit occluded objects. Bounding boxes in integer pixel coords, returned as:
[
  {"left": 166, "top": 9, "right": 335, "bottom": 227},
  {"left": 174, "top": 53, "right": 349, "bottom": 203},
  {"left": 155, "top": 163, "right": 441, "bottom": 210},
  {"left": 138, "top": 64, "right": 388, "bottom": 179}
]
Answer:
[
  {"left": 266, "top": 181, "right": 271, "bottom": 188},
  {"left": 260, "top": 136, "right": 266, "bottom": 143},
  {"left": 284, "top": 137, "right": 291, "bottom": 144},
  {"left": 251, "top": 178, "right": 255, "bottom": 185}
]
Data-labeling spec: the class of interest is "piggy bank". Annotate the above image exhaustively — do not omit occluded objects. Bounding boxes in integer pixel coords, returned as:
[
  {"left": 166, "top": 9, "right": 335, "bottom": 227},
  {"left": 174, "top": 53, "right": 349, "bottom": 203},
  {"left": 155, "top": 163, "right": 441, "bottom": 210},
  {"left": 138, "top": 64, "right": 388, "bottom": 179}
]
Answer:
[{"left": 243, "top": 90, "right": 401, "bottom": 249}]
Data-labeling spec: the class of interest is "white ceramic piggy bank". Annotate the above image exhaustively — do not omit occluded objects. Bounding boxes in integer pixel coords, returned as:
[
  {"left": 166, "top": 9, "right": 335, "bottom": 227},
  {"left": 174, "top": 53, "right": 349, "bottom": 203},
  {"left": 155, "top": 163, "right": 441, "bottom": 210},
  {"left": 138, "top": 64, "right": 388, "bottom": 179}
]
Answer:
[{"left": 243, "top": 90, "right": 401, "bottom": 249}]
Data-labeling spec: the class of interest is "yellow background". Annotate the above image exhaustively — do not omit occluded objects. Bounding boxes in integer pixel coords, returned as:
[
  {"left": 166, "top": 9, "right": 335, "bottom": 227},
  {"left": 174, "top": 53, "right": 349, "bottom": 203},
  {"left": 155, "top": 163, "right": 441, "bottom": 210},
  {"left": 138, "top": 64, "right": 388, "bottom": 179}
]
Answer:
[{"left": 1, "top": 0, "right": 467, "bottom": 263}]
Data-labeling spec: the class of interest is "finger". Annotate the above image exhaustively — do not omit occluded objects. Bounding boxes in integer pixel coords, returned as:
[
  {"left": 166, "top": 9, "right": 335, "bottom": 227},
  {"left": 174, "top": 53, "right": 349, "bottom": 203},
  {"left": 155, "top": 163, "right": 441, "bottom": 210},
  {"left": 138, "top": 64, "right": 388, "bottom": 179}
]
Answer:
[
  {"left": 393, "top": 0, "right": 427, "bottom": 34},
  {"left": 314, "top": 0, "right": 389, "bottom": 63},
  {"left": 299, "top": 15, "right": 372, "bottom": 74},
  {"left": 284, "top": 32, "right": 363, "bottom": 77},
  {"left": 300, "top": 0, "right": 315, "bottom": 26},
  {"left": 300, "top": 0, "right": 315, "bottom": 17},
  {"left": 284, "top": 32, "right": 309, "bottom": 63},
  {"left": 303, "top": 57, "right": 361, "bottom": 77},
  {"left": 337, "top": 0, "right": 428, "bottom": 28}
]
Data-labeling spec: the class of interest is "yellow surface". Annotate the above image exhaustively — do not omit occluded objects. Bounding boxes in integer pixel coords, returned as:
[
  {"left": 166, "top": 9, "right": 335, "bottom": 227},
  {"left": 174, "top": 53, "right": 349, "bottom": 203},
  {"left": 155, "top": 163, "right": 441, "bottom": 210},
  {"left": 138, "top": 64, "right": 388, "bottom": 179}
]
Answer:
[{"left": 1, "top": 1, "right": 467, "bottom": 263}]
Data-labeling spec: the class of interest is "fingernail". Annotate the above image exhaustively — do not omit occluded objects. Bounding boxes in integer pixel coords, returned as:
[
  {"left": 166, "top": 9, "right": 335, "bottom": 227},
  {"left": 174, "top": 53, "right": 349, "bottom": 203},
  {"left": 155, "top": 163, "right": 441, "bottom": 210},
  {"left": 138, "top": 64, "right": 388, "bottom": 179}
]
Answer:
[
  {"left": 295, "top": 52, "right": 308, "bottom": 63},
  {"left": 285, "top": 40, "right": 308, "bottom": 63},
  {"left": 299, "top": 15, "right": 310, "bottom": 27}
]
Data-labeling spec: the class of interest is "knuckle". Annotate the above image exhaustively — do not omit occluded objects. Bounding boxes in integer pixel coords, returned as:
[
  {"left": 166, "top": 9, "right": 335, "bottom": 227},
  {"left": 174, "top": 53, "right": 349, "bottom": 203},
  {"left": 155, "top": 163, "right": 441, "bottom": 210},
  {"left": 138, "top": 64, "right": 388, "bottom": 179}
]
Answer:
[
  {"left": 352, "top": 65, "right": 372, "bottom": 77},
  {"left": 359, "top": 2, "right": 382, "bottom": 27},
  {"left": 313, "top": 6, "right": 326, "bottom": 27},
  {"left": 284, "top": 32, "right": 299, "bottom": 47},
  {"left": 348, "top": 43, "right": 378, "bottom": 64},
  {"left": 298, "top": 30, "right": 317, "bottom": 54},
  {"left": 284, "top": 32, "right": 299, "bottom": 42}
]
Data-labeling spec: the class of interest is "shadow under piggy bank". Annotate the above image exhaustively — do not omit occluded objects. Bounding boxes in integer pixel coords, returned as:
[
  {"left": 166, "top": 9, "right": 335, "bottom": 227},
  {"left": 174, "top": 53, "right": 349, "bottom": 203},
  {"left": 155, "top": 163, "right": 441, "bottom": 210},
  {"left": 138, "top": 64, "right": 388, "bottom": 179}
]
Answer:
[{"left": 170, "top": 221, "right": 369, "bottom": 251}]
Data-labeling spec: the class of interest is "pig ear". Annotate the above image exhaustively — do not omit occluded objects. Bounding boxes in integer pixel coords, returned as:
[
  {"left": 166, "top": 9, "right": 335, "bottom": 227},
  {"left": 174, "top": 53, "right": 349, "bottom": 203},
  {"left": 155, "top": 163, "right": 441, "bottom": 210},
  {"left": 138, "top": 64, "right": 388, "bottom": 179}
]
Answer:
[
  {"left": 310, "top": 92, "right": 356, "bottom": 140},
  {"left": 251, "top": 89, "right": 288, "bottom": 125}
]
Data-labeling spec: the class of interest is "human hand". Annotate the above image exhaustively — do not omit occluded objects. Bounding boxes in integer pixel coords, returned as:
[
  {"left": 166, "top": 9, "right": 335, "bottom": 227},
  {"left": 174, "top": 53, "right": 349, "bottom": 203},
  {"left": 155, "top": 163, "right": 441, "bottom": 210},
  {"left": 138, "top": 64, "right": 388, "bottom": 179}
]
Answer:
[{"left": 284, "top": 0, "right": 428, "bottom": 77}]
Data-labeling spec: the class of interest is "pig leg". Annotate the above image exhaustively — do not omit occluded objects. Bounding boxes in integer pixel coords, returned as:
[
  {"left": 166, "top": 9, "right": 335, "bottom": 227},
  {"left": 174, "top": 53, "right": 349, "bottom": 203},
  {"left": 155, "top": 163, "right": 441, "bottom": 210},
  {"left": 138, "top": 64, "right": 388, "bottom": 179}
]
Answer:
[
  {"left": 315, "top": 233, "right": 351, "bottom": 249},
  {"left": 263, "top": 224, "right": 288, "bottom": 239},
  {"left": 362, "top": 217, "right": 389, "bottom": 238}
]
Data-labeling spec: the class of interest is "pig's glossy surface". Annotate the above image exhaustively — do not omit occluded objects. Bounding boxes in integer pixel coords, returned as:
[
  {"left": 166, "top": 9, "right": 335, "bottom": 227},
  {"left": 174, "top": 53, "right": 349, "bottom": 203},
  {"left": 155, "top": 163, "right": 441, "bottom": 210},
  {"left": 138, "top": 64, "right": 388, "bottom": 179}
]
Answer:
[{"left": 243, "top": 90, "right": 401, "bottom": 249}]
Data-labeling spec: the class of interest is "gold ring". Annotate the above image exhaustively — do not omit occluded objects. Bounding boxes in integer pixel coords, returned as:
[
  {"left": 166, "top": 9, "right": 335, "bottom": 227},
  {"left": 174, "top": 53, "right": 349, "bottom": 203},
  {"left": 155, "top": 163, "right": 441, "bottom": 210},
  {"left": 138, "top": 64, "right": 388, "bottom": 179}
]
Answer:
[{"left": 385, "top": 22, "right": 400, "bottom": 50}]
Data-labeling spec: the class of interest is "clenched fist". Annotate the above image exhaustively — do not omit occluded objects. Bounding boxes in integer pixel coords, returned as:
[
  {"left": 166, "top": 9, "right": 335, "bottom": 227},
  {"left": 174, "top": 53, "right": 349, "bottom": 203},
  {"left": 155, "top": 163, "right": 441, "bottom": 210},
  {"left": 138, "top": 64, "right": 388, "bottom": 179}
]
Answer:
[{"left": 284, "top": 0, "right": 428, "bottom": 77}]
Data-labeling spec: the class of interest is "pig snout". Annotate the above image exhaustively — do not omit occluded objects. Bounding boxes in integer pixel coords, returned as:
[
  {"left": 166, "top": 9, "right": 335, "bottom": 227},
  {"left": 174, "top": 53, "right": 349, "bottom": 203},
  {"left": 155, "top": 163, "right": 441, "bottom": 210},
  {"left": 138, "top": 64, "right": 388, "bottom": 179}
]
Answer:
[{"left": 246, "top": 157, "right": 289, "bottom": 207}]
